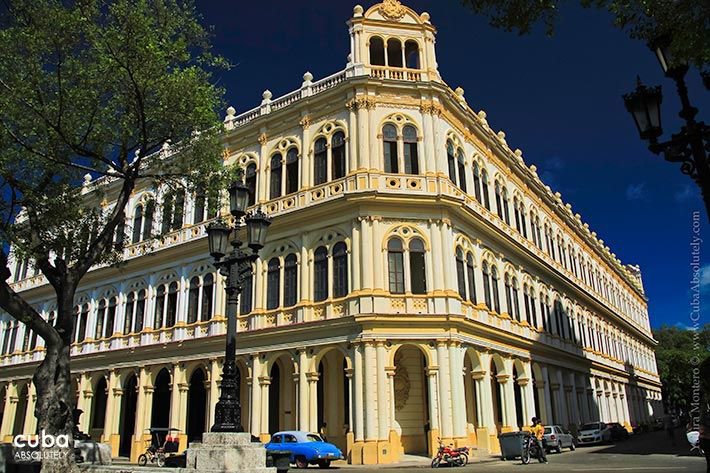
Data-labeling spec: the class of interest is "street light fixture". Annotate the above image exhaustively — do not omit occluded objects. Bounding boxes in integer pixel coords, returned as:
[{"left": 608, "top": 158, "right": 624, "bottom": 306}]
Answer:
[
  {"left": 623, "top": 35, "right": 710, "bottom": 220},
  {"left": 207, "top": 181, "right": 271, "bottom": 432}
]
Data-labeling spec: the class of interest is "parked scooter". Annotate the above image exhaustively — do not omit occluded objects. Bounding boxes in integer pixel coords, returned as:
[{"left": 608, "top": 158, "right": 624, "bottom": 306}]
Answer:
[
  {"left": 431, "top": 439, "right": 469, "bottom": 467},
  {"left": 687, "top": 430, "right": 706, "bottom": 456}
]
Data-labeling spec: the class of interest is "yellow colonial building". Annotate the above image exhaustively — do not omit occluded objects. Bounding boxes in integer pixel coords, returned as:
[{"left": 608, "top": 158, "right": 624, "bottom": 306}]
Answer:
[{"left": 0, "top": 0, "right": 663, "bottom": 465}]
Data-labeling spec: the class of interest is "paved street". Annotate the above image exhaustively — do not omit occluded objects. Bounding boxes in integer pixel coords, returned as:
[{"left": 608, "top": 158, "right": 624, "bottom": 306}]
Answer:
[{"left": 338, "top": 430, "right": 707, "bottom": 473}]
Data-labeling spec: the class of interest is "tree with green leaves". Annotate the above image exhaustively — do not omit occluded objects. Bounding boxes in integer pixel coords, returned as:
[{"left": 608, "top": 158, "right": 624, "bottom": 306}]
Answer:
[
  {"left": 0, "top": 1, "right": 230, "bottom": 470},
  {"left": 460, "top": 0, "right": 709, "bottom": 69},
  {"left": 652, "top": 324, "right": 710, "bottom": 416}
]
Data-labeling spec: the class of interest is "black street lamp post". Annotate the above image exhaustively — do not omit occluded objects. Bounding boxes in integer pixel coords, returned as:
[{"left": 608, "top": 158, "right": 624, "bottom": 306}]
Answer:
[
  {"left": 207, "top": 181, "right": 271, "bottom": 432},
  {"left": 623, "top": 36, "right": 710, "bottom": 219}
]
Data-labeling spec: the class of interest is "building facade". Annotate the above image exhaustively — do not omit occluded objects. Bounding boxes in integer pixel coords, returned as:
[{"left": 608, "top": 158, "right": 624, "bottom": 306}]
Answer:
[{"left": 0, "top": 0, "right": 663, "bottom": 465}]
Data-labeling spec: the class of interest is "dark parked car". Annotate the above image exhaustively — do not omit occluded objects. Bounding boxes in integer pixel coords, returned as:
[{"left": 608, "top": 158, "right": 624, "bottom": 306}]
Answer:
[{"left": 607, "top": 422, "right": 630, "bottom": 441}]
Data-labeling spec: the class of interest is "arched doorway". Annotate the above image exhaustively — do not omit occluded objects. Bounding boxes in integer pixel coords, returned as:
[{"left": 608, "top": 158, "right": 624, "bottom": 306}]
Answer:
[
  {"left": 90, "top": 377, "right": 108, "bottom": 440},
  {"left": 392, "top": 345, "right": 430, "bottom": 455},
  {"left": 151, "top": 369, "right": 171, "bottom": 429},
  {"left": 267, "top": 355, "right": 296, "bottom": 435},
  {"left": 186, "top": 369, "right": 207, "bottom": 443},
  {"left": 512, "top": 367, "right": 524, "bottom": 429},
  {"left": 12, "top": 384, "right": 28, "bottom": 435},
  {"left": 490, "top": 363, "right": 503, "bottom": 432},
  {"left": 531, "top": 370, "right": 541, "bottom": 421},
  {"left": 268, "top": 363, "right": 280, "bottom": 435},
  {"left": 463, "top": 349, "right": 481, "bottom": 440},
  {"left": 119, "top": 375, "right": 138, "bottom": 457},
  {"left": 315, "top": 349, "right": 348, "bottom": 450}
]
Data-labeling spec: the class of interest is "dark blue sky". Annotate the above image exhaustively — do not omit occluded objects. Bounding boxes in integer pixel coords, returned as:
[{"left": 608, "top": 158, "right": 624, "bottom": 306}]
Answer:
[{"left": 198, "top": 0, "right": 709, "bottom": 330}]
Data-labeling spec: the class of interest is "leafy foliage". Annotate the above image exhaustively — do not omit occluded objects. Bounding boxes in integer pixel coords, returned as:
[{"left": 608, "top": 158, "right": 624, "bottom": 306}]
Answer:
[
  {"left": 0, "top": 0, "right": 228, "bottom": 271},
  {"left": 459, "top": 0, "right": 709, "bottom": 69},
  {"left": 653, "top": 324, "right": 710, "bottom": 413}
]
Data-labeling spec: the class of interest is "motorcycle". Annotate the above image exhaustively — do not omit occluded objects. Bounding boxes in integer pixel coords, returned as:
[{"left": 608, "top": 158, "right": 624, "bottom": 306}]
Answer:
[
  {"left": 687, "top": 430, "right": 706, "bottom": 456},
  {"left": 431, "top": 439, "right": 469, "bottom": 468},
  {"left": 521, "top": 433, "right": 546, "bottom": 465}
]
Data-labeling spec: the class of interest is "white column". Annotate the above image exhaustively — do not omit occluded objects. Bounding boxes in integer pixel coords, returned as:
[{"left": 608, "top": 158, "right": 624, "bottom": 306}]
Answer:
[
  {"left": 353, "top": 344, "right": 365, "bottom": 442},
  {"left": 363, "top": 342, "right": 378, "bottom": 441},
  {"left": 376, "top": 341, "right": 389, "bottom": 440},
  {"left": 448, "top": 343, "right": 466, "bottom": 438},
  {"left": 298, "top": 349, "right": 310, "bottom": 431},
  {"left": 250, "top": 356, "right": 262, "bottom": 436},
  {"left": 436, "top": 341, "right": 453, "bottom": 438}
]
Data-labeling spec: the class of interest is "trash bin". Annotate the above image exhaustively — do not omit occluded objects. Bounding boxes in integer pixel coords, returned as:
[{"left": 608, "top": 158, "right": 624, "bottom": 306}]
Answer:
[
  {"left": 266, "top": 449, "right": 291, "bottom": 473},
  {"left": 498, "top": 431, "right": 527, "bottom": 461}
]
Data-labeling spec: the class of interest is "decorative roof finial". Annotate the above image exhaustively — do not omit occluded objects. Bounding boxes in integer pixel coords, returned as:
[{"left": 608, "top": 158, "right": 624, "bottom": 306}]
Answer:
[{"left": 379, "top": 0, "right": 406, "bottom": 21}]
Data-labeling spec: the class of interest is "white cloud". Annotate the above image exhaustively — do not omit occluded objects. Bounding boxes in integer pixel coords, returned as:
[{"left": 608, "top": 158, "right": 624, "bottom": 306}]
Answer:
[
  {"left": 626, "top": 182, "right": 646, "bottom": 201},
  {"left": 700, "top": 264, "right": 710, "bottom": 290},
  {"left": 674, "top": 184, "right": 695, "bottom": 203}
]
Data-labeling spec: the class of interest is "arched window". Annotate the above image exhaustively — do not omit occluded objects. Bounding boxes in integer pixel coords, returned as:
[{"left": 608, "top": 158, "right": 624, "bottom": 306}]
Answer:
[
  {"left": 404, "top": 40, "right": 419, "bottom": 69},
  {"left": 456, "top": 150, "right": 467, "bottom": 192},
  {"left": 491, "top": 266, "right": 501, "bottom": 313},
  {"left": 284, "top": 254, "right": 298, "bottom": 307},
  {"left": 133, "top": 291, "right": 144, "bottom": 333},
  {"left": 240, "top": 269, "right": 253, "bottom": 315},
  {"left": 285, "top": 148, "right": 299, "bottom": 194},
  {"left": 103, "top": 296, "right": 117, "bottom": 338},
  {"left": 369, "top": 36, "right": 385, "bottom": 66},
  {"left": 154, "top": 284, "right": 167, "bottom": 329},
  {"left": 402, "top": 125, "right": 419, "bottom": 174},
  {"left": 387, "top": 38, "right": 403, "bottom": 67},
  {"left": 456, "top": 248, "right": 467, "bottom": 299},
  {"left": 332, "top": 132, "right": 346, "bottom": 180},
  {"left": 383, "top": 124, "right": 398, "bottom": 173},
  {"left": 76, "top": 303, "right": 89, "bottom": 343},
  {"left": 8, "top": 322, "right": 18, "bottom": 353},
  {"left": 246, "top": 163, "right": 257, "bottom": 206},
  {"left": 387, "top": 238, "right": 405, "bottom": 294},
  {"left": 267, "top": 257, "right": 280, "bottom": 310},
  {"left": 142, "top": 201, "right": 154, "bottom": 240},
  {"left": 270, "top": 155, "right": 282, "bottom": 199},
  {"left": 523, "top": 284, "right": 531, "bottom": 325},
  {"left": 314, "top": 246, "right": 329, "bottom": 302},
  {"left": 473, "top": 162, "right": 482, "bottom": 203},
  {"left": 494, "top": 181, "right": 503, "bottom": 220},
  {"left": 314, "top": 138, "right": 328, "bottom": 185},
  {"left": 173, "top": 191, "right": 185, "bottom": 229},
  {"left": 201, "top": 274, "right": 214, "bottom": 321},
  {"left": 505, "top": 274, "right": 513, "bottom": 318},
  {"left": 446, "top": 141, "right": 456, "bottom": 183},
  {"left": 482, "top": 262, "right": 492, "bottom": 309},
  {"left": 501, "top": 188, "right": 510, "bottom": 224},
  {"left": 124, "top": 292, "right": 135, "bottom": 335},
  {"left": 114, "top": 212, "right": 126, "bottom": 248},
  {"left": 511, "top": 277, "right": 520, "bottom": 321},
  {"left": 466, "top": 254, "right": 476, "bottom": 303},
  {"left": 193, "top": 189, "right": 219, "bottom": 224},
  {"left": 333, "top": 242, "right": 348, "bottom": 298},
  {"left": 409, "top": 238, "right": 427, "bottom": 294},
  {"left": 96, "top": 299, "right": 106, "bottom": 339},
  {"left": 187, "top": 276, "right": 200, "bottom": 324},
  {"left": 166, "top": 282, "right": 178, "bottom": 328},
  {"left": 514, "top": 197, "right": 527, "bottom": 236},
  {"left": 132, "top": 205, "right": 143, "bottom": 244},
  {"left": 481, "top": 169, "right": 491, "bottom": 210}
]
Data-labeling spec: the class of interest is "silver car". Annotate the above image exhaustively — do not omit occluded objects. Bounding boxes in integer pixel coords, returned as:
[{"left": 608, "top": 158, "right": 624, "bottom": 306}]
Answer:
[{"left": 543, "top": 425, "right": 576, "bottom": 453}]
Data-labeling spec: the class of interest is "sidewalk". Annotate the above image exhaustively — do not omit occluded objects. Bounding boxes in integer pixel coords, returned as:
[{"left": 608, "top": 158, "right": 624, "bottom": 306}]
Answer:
[{"left": 335, "top": 452, "right": 502, "bottom": 469}]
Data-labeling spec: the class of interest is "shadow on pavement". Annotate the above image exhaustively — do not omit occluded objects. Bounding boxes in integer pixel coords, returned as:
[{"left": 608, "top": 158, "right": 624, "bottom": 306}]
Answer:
[{"left": 585, "top": 428, "right": 702, "bottom": 457}]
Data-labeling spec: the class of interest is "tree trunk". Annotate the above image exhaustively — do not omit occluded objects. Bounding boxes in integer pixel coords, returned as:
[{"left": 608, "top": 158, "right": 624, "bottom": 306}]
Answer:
[
  {"left": 33, "top": 340, "right": 76, "bottom": 473},
  {"left": 32, "top": 291, "right": 77, "bottom": 473}
]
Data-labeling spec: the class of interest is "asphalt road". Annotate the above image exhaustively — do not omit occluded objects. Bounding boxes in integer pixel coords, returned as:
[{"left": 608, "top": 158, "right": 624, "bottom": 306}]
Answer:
[{"left": 338, "top": 429, "right": 707, "bottom": 473}]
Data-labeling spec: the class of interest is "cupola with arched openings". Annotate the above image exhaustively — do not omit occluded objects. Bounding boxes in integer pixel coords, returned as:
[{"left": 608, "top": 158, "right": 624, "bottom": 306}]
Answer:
[{"left": 348, "top": 0, "right": 441, "bottom": 82}]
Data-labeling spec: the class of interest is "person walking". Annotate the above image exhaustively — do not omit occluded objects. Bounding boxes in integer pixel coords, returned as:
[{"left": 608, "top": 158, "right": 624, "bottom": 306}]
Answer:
[{"left": 531, "top": 417, "right": 548, "bottom": 464}]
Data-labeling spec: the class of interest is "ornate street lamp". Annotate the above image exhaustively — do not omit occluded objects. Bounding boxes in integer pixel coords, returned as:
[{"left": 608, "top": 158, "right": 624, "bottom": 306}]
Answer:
[
  {"left": 623, "top": 36, "right": 710, "bottom": 220},
  {"left": 207, "top": 182, "right": 271, "bottom": 432}
]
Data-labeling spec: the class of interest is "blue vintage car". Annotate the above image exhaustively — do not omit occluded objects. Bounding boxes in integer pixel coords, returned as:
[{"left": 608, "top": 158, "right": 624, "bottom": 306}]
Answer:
[{"left": 265, "top": 430, "right": 344, "bottom": 468}]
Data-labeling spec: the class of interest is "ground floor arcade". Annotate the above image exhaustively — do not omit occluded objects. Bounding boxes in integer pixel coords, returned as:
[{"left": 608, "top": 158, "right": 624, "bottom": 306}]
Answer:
[{"left": 0, "top": 340, "right": 663, "bottom": 464}]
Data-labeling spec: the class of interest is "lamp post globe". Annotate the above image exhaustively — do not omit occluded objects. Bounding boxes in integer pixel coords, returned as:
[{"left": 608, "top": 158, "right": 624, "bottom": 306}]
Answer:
[
  {"left": 228, "top": 180, "right": 250, "bottom": 218},
  {"left": 623, "top": 77, "right": 663, "bottom": 142}
]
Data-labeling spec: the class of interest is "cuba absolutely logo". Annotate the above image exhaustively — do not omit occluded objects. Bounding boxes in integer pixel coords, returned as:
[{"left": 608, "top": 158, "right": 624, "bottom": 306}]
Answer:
[{"left": 13, "top": 430, "right": 70, "bottom": 448}]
